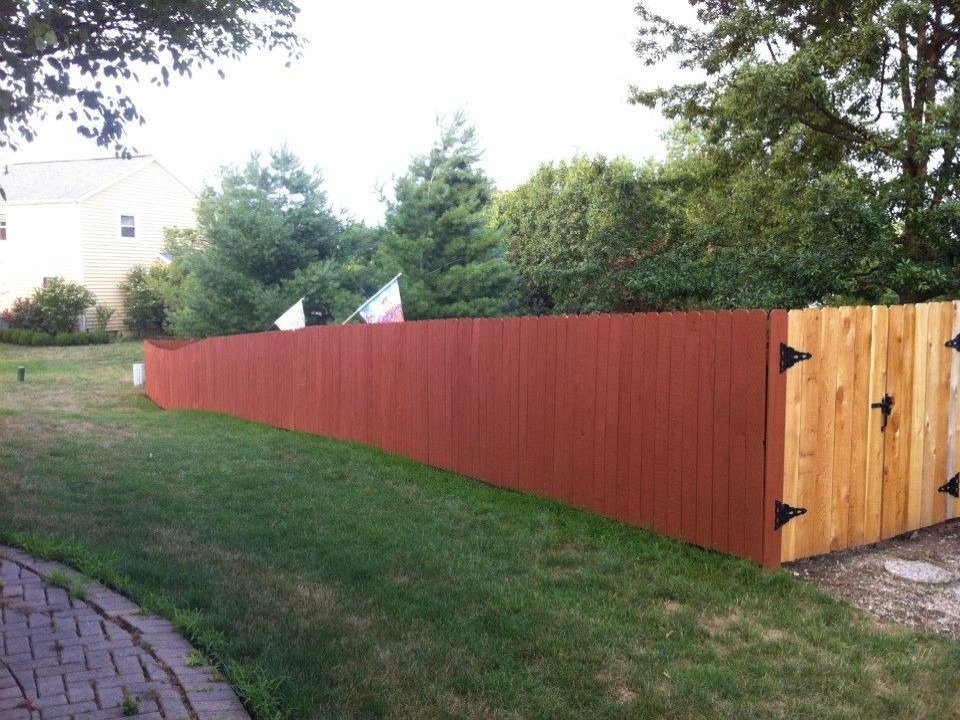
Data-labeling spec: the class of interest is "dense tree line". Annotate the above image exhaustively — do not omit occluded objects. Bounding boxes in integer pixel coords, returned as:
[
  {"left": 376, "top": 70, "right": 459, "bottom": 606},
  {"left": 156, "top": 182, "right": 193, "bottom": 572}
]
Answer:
[{"left": 36, "top": 0, "right": 943, "bottom": 335}]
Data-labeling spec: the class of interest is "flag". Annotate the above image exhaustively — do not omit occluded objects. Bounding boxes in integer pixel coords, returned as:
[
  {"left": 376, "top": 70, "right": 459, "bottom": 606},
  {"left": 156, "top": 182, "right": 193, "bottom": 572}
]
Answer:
[
  {"left": 274, "top": 298, "right": 305, "bottom": 331},
  {"left": 359, "top": 277, "right": 404, "bottom": 324}
]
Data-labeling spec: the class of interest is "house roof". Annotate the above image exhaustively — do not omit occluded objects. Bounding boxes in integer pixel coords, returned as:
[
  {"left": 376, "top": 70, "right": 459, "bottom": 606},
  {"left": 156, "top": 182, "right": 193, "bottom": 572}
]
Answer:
[{"left": 0, "top": 155, "right": 158, "bottom": 204}]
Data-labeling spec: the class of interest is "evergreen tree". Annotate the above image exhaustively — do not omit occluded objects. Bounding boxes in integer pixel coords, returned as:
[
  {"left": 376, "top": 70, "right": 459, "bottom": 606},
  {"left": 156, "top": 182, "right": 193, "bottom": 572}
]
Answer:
[
  {"left": 376, "top": 113, "right": 519, "bottom": 319},
  {"left": 172, "top": 149, "right": 375, "bottom": 336}
]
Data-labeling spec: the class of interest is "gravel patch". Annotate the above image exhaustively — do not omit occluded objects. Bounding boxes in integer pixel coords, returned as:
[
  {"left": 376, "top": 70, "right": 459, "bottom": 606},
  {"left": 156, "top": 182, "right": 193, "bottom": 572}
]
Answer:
[{"left": 790, "top": 520, "right": 960, "bottom": 640}]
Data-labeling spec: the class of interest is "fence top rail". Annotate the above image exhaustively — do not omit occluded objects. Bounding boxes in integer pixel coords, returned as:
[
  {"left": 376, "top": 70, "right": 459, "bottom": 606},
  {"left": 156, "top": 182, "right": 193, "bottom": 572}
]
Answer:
[{"left": 146, "top": 301, "right": 957, "bottom": 352}]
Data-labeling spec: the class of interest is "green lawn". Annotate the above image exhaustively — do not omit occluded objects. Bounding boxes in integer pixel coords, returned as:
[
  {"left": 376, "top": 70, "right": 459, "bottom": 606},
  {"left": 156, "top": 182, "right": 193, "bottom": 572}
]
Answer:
[{"left": 1, "top": 342, "right": 958, "bottom": 719}]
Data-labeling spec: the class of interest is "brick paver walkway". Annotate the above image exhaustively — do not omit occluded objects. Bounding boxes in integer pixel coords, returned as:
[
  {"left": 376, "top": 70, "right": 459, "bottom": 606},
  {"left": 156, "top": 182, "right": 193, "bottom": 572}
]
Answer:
[{"left": 0, "top": 547, "right": 249, "bottom": 720}]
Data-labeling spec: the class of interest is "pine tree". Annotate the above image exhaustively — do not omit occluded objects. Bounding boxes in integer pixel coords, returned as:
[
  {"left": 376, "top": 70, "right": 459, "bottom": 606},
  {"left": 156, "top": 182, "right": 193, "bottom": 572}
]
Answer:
[
  {"left": 377, "top": 113, "right": 518, "bottom": 319},
  {"left": 172, "top": 148, "right": 375, "bottom": 336}
]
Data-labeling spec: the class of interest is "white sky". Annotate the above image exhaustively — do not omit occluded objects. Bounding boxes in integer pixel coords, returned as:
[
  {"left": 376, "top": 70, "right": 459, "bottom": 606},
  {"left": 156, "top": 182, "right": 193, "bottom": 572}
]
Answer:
[{"left": 5, "top": 0, "right": 689, "bottom": 224}]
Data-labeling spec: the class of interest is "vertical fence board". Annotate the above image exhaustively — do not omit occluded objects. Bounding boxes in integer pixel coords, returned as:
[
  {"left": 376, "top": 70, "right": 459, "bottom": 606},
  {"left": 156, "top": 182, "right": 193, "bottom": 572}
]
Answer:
[
  {"left": 540, "top": 317, "right": 558, "bottom": 499},
  {"left": 666, "top": 314, "right": 686, "bottom": 538},
  {"left": 680, "top": 313, "right": 701, "bottom": 542},
  {"left": 695, "top": 312, "right": 717, "bottom": 549},
  {"left": 593, "top": 314, "right": 612, "bottom": 512},
  {"left": 907, "top": 303, "right": 930, "bottom": 531},
  {"left": 923, "top": 305, "right": 949, "bottom": 526},
  {"left": 742, "top": 312, "right": 768, "bottom": 563},
  {"left": 845, "top": 307, "right": 871, "bottom": 548},
  {"left": 628, "top": 314, "right": 651, "bottom": 526},
  {"left": 861, "top": 306, "right": 889, "bottom": 545},
  {"left": 949, "top": 303, "right": 960, "bottom": 521},
  {"left": 763, "top": 310, "right": 788, "bottom": 568},
  {"left": 604, "top": 316, "right": 626, "bottom": 518},
  {"left": 711, "top": 311, "right": 733, "bottom": 552},
  {"left": 829, "top": 307, "right": 855, "bottom": 551},
  {"left": 726, "top": 310, "right": 751, "bottom": 557},
  {"left": 882, "top": 305, "right": 909, "bottom": 538},
  {"left": 793, "top": 309, "right": 823, "bottom": 560},
  {"left": 812, "top": 308, "right": 840, "bottom": 557},
  {"left": 653, "top": 314, "right": 673, "bottom": 533},
  {"left": 553, "top": 318, "right": 574, "bottom": 502},
  {"left": 610, "top": 316, "right": 631, "bottom": 520},
  {"left": 517, "top": 317, "right": 534, "bottom": 494}
]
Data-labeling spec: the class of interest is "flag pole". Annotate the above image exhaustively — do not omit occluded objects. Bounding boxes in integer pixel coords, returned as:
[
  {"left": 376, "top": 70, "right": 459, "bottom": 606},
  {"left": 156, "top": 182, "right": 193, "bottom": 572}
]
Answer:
[{"left": 341, "top": 273, "right": 402, "bottom": 325}]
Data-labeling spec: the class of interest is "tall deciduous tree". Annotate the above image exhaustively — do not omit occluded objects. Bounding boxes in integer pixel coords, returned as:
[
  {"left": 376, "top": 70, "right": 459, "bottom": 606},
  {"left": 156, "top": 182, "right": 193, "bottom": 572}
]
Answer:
[
  {"left": 492, "top": 155, "right": 675, "bottom": 313},
  {"left": 0, "top": 1, "right": 300, "bottom": 154},
  {"left": 633, "top": 1, "right": 960, "bottom": 301},
  {"left": 376, "top": 113, "right": 519, "bottom": 319}
]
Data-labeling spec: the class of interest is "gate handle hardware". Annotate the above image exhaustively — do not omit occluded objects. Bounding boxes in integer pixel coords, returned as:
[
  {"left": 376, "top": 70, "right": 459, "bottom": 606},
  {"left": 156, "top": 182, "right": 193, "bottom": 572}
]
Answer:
[
  {"left": 940, "top": 473, "right": 960, "bottom": 499},
  {"left": 775, "top": 500, "right": 807, "bottom": 530},
  {"left": 947, "top": 334, "right": 960, "bottom": 352},
  {"left": 780, "top": 343, "right": 812, "bottom": 373},
  {"left": 871, "top": 394, "right": 894, "bottom": 433}
]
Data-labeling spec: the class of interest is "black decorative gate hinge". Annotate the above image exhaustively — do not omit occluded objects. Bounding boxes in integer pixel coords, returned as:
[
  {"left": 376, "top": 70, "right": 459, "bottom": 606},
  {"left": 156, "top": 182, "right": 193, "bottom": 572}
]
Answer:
[
  {"left": 775, "top": 500, "right": 807, "bottom": 530},
  {"left": 780, "top": 343, "right": 812, "bottom": 373},
  {"left": 939, "top": 473, "right": 960, "bottom": 499},
  {"left": 947, "top": 334, "right": 960, "bottom": 352}
]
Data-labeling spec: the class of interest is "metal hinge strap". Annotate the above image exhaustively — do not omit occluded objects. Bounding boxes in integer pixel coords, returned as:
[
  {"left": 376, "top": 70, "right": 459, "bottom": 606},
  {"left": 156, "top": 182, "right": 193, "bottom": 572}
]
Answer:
[
  {"left": 939, "top": 473, "right": 960, "bottom": 499},
  {"left": 775, "top": 500, "right": 807, "bottom": 530},
  {"left": 779, "top": 343, "right": 812, "bottom": 373}
]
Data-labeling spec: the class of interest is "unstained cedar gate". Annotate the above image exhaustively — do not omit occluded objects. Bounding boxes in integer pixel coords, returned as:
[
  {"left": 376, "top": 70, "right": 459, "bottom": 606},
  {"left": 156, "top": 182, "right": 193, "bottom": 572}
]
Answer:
[{"left": 145, "top": 302, "right": 960, "bottom": 568}]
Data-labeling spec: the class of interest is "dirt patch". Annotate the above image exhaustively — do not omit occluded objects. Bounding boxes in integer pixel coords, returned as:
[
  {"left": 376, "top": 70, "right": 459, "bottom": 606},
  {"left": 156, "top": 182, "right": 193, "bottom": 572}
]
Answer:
[
  {"left": 791, "top": 520, "right": 960, "bottom": 640},
  {"left": 699, "top": 609, "right": 740, "bottom": 637}
]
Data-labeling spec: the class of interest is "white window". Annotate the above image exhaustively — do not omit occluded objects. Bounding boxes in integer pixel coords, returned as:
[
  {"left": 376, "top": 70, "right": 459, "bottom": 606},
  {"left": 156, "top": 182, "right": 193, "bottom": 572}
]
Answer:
[
  {"left": 0, "top": 216, "right": 6, "bottom": 240},
  {"left": 120, "top": 215, "right": 136, "bottom": 238}
]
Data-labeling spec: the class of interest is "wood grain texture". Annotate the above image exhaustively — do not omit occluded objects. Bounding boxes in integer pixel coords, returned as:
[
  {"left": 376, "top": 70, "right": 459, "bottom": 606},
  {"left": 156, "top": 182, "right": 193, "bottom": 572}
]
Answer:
[
  {"left": 906, "top": 303, "right": 929, "bottom": 531},
  {"left": 830, "top": 307, "right": 855, "bottom": 551},
  {"left": 864, "top": 306, "right": 889, "bottom": 544},
  {"left": 779, "top": 310, "right": 804, "bottom": 562},
  {"left": 949, "top": 302, "right": 960, "bottom": 521},
  {"left": 763, "top": 310, "right": 788, "bottom": 568},
  {"left": 846, "top": 306, "right": 873, "bottom": 548}
]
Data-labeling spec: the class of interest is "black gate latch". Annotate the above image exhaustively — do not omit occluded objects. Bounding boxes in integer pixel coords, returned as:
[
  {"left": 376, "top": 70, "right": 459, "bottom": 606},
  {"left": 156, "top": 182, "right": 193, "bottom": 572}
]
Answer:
[
  {"left": 871, "top": 394, "right": 894, "bottom": 432},
  {"left": 780, "top": 343, "right": 812, "bottom": 373},
  {"left": 939, "top": 473, "right": 960, "bottom": 499},
  {"left": 947, "top": 334, "right": 960, "bottom": 352},
  {"left": 775, "top": 500, "right": 807, "bottom": 530}
]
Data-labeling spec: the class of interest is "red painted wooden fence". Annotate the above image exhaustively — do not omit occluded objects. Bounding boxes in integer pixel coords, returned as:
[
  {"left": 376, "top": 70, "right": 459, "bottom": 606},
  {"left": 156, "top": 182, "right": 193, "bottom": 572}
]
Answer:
[{"left": 146, "top": 311, "right": 778, "bottom": 565}]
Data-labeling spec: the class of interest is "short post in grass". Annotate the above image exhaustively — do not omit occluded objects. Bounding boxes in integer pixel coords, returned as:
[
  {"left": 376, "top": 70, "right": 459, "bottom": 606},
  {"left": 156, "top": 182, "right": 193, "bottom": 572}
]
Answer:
[{"left": 17, "top": 366, "right": 25, "bottom": 382}]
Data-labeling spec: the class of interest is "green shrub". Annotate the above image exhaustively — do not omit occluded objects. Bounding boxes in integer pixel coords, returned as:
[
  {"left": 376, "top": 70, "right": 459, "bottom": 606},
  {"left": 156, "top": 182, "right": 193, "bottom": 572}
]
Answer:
[
  {"left": 0, "top": 296, "right": 46, "bottom": 330},
  {"left": 95, "top": 304, "right": 116, "bottom": 332},
  {"left": 34, "top": 278, "right": 96, "bottom": 334},
  {"left": 0, "top": 329, "right": 109, "bottom": 347},
  {"left": 120, "top": 265, "right": 169, "bottom": 337}
]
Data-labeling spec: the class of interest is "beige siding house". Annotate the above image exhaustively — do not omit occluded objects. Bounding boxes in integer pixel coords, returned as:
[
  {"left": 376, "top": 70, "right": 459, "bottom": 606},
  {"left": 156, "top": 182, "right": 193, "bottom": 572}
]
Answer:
[{"left": 0, "top": 156, "right": 195, "bottom": 332}]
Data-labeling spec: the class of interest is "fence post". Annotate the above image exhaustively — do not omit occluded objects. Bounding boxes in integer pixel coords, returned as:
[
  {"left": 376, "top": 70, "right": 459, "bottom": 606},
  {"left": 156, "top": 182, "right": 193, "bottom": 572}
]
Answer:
[{"left": 762, "top": 310, "right": 789, "bottom": 569}]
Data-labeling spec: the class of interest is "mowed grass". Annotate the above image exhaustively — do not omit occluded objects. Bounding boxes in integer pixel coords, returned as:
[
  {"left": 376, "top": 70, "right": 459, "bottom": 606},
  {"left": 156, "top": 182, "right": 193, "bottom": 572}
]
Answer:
[{"left": 1, "top": 342, "right": 959, "bottom": 719}]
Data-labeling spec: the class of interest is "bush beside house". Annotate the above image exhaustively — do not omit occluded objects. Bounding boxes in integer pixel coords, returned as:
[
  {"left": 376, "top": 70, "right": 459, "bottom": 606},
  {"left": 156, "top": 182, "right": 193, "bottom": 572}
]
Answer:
[
  {"left": 0, "top": 277, "right": 109, "bottom": 346},
  {"left": 0, "top": 329, "right": 110, "bottom": 346},
  {"left": 119, "top": 264, "right": 171, "bottom": 337}
]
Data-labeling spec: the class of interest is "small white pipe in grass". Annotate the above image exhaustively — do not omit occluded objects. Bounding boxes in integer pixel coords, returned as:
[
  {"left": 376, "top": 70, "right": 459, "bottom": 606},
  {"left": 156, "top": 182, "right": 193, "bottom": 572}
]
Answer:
[{"left": 132, "top": 363, "right": 145, "bottom": 388}]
